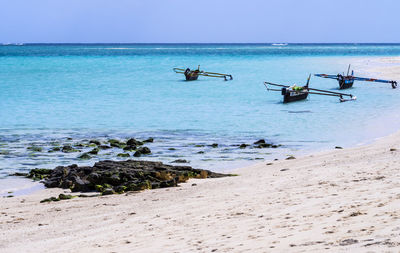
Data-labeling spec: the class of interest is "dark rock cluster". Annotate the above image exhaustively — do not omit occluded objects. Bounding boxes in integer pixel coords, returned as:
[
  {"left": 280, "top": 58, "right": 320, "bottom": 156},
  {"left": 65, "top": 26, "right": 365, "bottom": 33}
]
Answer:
[
  {"left": 25, "top": 137, "right": 155, "bottom": 160},
  {"left": 41, "top": 160, "right": 229, "bottom": 194},
  {"left": 77, "top": 137, "right": 153, "bottom": 159},
  {"left": 238, "top": 139, "right": 281, "bottom": 149}
]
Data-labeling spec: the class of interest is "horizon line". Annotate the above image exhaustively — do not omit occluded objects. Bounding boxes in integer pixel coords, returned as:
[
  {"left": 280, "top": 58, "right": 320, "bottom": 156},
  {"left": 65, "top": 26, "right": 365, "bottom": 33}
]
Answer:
[{"left": 2, "top": 42, "right": 400, "bottom": 45}]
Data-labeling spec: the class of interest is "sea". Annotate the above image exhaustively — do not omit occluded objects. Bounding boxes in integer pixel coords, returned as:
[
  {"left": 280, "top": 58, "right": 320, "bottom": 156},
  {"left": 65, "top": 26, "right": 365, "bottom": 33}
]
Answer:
[{"left": 1, "top": 43, "right": 400, "bottom": 194}]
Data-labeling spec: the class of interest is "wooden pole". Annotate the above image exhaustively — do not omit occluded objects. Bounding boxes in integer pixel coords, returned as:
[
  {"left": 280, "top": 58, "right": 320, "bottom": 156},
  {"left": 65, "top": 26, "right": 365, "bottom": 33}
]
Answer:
[
  {"left": 307, "top": 87, "right": 353, "bottom": 97},
  {"left": 264, "top": 81, "right": 290, "bottom": 88}
]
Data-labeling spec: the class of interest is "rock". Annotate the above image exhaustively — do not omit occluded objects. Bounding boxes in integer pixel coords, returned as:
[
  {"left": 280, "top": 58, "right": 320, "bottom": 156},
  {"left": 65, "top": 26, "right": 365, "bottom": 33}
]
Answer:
[
  {"left": 200, "top": 170, "right": 208, "bottom": 178},
  {"left": 27, "top": 146, "right": 43, "bottom": 152},
  {"left": 123, "top": 145, "right": 136, "bottom": 151},
  {"left": 10, "top": 172, "right": 29, "bottom": 177},
  {"left": 115, "top": 185, "right": 127, "bottom": 193},
  {"left": 335, "top": 146, "right": 343, "bottom": 149},
  {"left": 72, "top": 176, "right": 91, "bottom": 192},
  {"left": 103, "top": 188, "right": 116, "bottom": 195},
  {"left": 390, "top": 148, "right": 397, "bottom": 151},
  {"left": 58, "top": 194, "right": 75, "bottom": 200},
  {"left": 239, "top": 144, "right": 248, "bottom": 149},
  {"left": 194, "top": 144, "right": 205, "bottom": 147},
  {"left": 126, "top": 138, "right": 143, "bottom": 146},
  {"left": 108, "top": 139, "right": 125, "bottom": 148},
  {"left": 50, "top": 141, "right": 61, "bottom": 146},
  {"left": 89, "top": 140, "right": 101, "bottom": 146},
  {"left": 172, "top": 159, "right": 189, "bottom": 163},
  {"left": 62, "top": 145, "right": 79, "bottom": 153},
  {"left": 0, "top": 150, "right": 11, "bottom": 155},
  {"left": 134, "top": 147, "right": 151, "bottom": 157},
  {"left": 286, "top": 156, "right": 296, "bottom": 160},
  {"left": 88, "top": 148, "right": 99, "bottom": 155},
  {"left": 143, "top": 138, "right": 154, "bottom": 143},
  {"left": 255, "top": 143, "right": 272, "bottom": 148},
  {"left": 108, "top": 139, "right": 120, "bottom": 144},
  {"left": 210, "top": 143, "right": 218, "bottom": 148},
  {"left": 111, "top": 143, "right": 125, "bottom": 148},
  {"left": 99, "top": 145, "right": 112, "bottom": 150},
  {"left": 117, "top": 153, "right": 130, "bottom": 157},
  {"left": 168, "top": 148, "right": 176, "bottom": 150},
  {"left": 78, "top": 153, "right": 91, "bottom": 160},
  {"left": 28, "top": 168, "right": 53, "bottom": 180},
  {"left": 254, "top": 139, "right": 266, "bottom": 145},
  {"left": 40, "top": 197, "right": 60, "bottom": 203},
  {"left": 40, "top": 160, "right": 230, "bottom": 195},
  {"left": 140, "top": 147, "right": 151, "bottom": 154},
  {"left": 48, "top": 147, "right": 61, "bottom": 152},
  {"left": 40, "top": 194, "right": 76, "bottom": 203}
]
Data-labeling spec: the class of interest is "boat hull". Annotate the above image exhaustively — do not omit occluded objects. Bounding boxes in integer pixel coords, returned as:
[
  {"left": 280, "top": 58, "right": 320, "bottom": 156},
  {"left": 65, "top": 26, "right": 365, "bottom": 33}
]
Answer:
[
  {"left": 338, "top": 78, "right": 354, "bottom": 89},
  {"left": 282, "top": 88, "right": 309, "bottom": 103},
  {"left": 185, "top": 72, "right": 199, "bottom": 81}
]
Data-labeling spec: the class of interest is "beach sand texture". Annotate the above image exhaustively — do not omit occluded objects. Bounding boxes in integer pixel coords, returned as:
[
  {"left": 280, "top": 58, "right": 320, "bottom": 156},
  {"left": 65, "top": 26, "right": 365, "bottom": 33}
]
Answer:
[{"left": 1, "top": 57, "right": 400, "bottom": 252}]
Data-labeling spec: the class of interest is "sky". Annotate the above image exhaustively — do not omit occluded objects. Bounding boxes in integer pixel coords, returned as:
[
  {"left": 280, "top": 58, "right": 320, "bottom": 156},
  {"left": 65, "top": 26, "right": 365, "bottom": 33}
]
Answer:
[{"left": 0, "top": 0, "right": 399, "bottom": 43}]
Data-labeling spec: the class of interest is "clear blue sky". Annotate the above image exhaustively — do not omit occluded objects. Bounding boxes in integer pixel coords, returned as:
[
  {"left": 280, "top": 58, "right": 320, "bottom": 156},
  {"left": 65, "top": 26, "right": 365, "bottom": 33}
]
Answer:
[{"left": 0, "top": 0, "right": 398, "bottom": 43}]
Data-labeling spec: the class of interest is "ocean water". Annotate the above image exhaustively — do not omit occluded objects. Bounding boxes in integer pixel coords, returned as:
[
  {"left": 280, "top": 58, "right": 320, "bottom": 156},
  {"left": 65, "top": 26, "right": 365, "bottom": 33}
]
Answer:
[{"left": 1, "top": 44, "right": 400, "bottom": 189}]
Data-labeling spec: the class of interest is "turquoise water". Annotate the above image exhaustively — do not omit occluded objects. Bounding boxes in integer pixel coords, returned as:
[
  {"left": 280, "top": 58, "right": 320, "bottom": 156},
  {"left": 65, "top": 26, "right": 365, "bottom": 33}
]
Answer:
[{"left": 1, "top": 44, "right": 400, "bottom": 182}]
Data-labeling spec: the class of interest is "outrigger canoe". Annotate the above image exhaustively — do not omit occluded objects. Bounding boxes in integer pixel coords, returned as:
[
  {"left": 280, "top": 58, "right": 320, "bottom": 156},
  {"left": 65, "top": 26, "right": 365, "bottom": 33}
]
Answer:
[
  {"left": 315, "top": 64, "right": 398, "bottom": 89},
  {"left": 264, "top": 75, "right": 356, "bottom": 103},
  {"left": 173, "top": 66, "right": 233, "bottom": 81}
]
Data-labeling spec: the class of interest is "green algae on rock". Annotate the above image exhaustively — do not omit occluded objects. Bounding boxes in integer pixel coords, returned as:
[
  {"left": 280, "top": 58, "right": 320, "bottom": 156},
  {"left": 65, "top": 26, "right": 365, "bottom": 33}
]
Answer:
[
  {"left": 117, "top": 153, "right": 130, "bottom": 157},
  {"left": 78, "top": 153, "right": 91, "bottom": 159},
  {"left": 40, "top": 160, "right": 230, "bottom": 195},
  {"left": 27, "top": 146, "right": 43, "bottom": 152},
  {"left": 62, "top": 145, "right": 80, "bottom": 153},
  {"left": 28, "top": 168, "right": 53, "bottom": 180}
]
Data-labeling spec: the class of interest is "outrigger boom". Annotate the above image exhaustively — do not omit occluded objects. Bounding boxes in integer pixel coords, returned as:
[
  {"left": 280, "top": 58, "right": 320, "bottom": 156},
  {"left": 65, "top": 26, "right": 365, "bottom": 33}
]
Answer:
[
  {"left": 315, "top": 64, "right": 398, "bottom": 89},
  {"left": 173, "top": 67, "right": 233, "bottom": 81}
]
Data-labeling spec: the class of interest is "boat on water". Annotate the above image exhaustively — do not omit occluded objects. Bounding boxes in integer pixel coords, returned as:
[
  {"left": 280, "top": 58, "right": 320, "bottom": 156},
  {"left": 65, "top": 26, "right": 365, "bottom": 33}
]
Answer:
[
  {"left": 315, "top": 64, "right": 398, "bottom": 89},
  {"left": 281, "top": 86, "right": 309, "bottom": 103},
  {"left": 183, "top": 68, "right": 200, "bottom": 81},
  {"left": 264, "top": 75, "right": 356, "bottom": 103},
  {"left": 173, "top": 66, "right": 233, "bottom": 81}
]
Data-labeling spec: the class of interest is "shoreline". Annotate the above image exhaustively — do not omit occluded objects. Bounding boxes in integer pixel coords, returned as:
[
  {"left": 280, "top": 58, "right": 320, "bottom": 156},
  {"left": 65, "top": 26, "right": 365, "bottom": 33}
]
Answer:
[
  {"left": 1, "top": 124, "right": 400, "bottom": 252},
  {"left": 1, "top": 55, "right": 400, "bottom": 185},
  {"left": 1, "top": 56, "right": 400, "bottom": 252}
]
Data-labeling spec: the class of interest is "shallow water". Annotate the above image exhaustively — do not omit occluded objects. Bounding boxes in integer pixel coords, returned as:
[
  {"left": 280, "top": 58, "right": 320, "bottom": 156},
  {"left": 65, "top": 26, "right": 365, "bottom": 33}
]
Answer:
[{"left": 1, "top": 44, "right": 400, "bottom": 187}]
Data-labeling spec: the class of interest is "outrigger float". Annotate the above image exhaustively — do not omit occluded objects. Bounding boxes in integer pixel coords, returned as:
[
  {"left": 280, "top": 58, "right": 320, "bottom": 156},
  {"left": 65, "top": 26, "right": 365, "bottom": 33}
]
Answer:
[
  {"left": 315, "top": 65, "right": 398, "bottom": 89},
  {"left": 264, "top": 75, "right": 356, "bottom": 103},
  {"left": 173, "top": 66, "right": 233, "bottom": 81}
]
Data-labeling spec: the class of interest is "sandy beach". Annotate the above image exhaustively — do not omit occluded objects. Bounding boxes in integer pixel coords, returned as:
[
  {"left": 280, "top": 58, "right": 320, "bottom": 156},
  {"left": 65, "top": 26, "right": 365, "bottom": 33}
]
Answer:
[{"left": 1, "top": 57, "right": 400, "bottom": 252}]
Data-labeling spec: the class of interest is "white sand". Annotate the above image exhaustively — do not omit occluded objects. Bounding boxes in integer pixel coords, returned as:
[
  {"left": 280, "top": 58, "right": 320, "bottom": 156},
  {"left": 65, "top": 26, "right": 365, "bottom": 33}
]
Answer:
[{"left": 1, "top": 57, "right": 400, "bottom": 252}]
